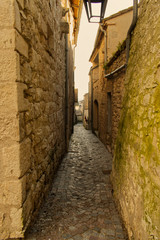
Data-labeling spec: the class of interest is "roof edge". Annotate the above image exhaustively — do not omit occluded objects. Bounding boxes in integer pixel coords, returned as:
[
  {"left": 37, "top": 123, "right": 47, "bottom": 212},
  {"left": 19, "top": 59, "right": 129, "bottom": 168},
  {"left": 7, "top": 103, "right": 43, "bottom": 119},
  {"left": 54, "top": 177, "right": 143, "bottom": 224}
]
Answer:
[
  {"left": 103, "top": 6, "right": 133, "bottom": 23},
  {"left": 89, "top": 6, "right": 133, "bottom": 62}
]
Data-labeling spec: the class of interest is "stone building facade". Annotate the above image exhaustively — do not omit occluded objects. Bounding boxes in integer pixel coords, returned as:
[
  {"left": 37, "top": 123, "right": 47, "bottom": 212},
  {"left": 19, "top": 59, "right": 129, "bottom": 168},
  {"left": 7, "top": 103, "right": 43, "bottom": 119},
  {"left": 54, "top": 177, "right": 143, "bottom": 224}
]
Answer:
[
  {"left": 89, "top": 7, "right": 133, "bottom": 152},
  {"left": 112, "top": 0, "right": 160, "bottom": 239},
  {"left": 75, "top": 100, "right": 83, "bottom": 123},
  {"left": 104, "top": 44, "right": 126, "bottom": 153},
  {"left": 0, "top": 0, "right": 82, "bottom": 239}
]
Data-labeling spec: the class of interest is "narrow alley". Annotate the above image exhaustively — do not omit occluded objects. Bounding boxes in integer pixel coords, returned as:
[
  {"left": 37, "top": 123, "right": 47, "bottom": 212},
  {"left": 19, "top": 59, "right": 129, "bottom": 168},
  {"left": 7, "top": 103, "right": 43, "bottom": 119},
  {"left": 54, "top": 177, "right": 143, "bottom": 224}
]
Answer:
[{"left": 25, "top": 124, "right": 128, "bottom": 240}]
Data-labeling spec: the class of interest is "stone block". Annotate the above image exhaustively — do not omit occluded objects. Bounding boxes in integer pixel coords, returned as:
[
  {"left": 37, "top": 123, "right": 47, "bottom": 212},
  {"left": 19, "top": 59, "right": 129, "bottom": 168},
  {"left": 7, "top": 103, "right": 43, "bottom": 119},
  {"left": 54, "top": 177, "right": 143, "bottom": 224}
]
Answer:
[
  {"left": 24, "top": 107, "right": 34, "bottom": 122},
  {"left": 0, "top": 29, "right": 15, "bottom": 49},
  {"left": 22, "top": 191, "right": 33, "bottom": 226},
  {"left": 0, "top": 212, "right": 4, "bottom": 229},
  {"left": 31, "top": 48, "right": 41, "bottom": 70},
  {"left": 0, "top": 115, "right": 19, "bottom": 144},
  {"left": 0, "top": 82, "right": 18, "bottom": 113},
  {"left": 0, "top": 0, "right": 15, "bottom": 27},
  {"left": 35, "top": 88, "right": 43, "bottom": 102},
  {"left": 143, "top": 93, "right": 150, "bottom": 106},
  {"left": 16, "top": 0, "right": 24, "bottom": 9},
  {"left": 0, "top": 179, "right": 23, "bottom": 206},
  {"left": 26, "top": 122, "right": 32, "bottom": 136},
  {"left": 60, "top": 20, "right": 69, "bottom": 34},
  {"left": 19, "top": 112, "right": 26, "bottom": 141},
  {"left": 16, "top": 52, "right": 21, "bottom": 81},
  {"left": 15, "top": 31, "right": 28, "bottom": 58},
  {"left": 17, "top": 82, "right": 30, "bottom": 112},
  {"left": 2, "top": 144, "right": 20, "bottom": 178},
  {"left": 0, "top": 83, "right": 20, "bottom": 143},
  {"left": 14, "top": 0, "right": 21, "bottom": 32},
  {"left": 0, "top": 50, "right": 20, "bottom": 82},
  {"left": 38, "top": 15, "right": 48, "bottom": 38},
  {"left": 10, "top": 207, "right": 23, "bottom": 234},
  {"left": 19, "top": 138, "right": 31, "bottom": 177}
]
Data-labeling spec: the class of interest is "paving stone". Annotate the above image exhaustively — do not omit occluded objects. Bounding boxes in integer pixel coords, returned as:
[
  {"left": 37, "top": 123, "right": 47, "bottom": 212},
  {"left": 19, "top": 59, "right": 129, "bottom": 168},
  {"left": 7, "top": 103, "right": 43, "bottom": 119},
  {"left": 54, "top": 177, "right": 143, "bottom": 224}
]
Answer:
[
  {"left": 25, "top": 124, "right": 128, "bottom": 240},
  {"left": 73, "top": 235, "right": 83, "bottom": 240}
]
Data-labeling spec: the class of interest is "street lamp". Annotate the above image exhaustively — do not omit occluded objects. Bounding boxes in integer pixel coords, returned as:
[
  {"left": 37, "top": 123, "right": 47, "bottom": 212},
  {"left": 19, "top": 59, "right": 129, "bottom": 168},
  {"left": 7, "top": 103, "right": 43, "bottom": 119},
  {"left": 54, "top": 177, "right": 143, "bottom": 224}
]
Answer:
[{"left": 83, "top": 0, "right": 108, "bottom": 23}]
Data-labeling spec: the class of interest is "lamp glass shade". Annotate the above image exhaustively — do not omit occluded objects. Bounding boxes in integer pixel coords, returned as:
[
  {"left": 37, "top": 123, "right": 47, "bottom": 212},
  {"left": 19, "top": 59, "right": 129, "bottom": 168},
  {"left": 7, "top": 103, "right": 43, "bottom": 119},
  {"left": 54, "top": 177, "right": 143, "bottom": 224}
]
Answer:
[{"left": 83, "top": 0, "right": 108, "bottom": 23}]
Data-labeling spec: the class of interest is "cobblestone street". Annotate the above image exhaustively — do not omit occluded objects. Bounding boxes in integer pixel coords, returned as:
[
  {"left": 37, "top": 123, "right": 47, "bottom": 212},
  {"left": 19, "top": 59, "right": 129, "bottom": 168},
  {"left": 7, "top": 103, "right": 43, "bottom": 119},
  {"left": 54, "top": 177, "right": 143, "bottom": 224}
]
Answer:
[{"left": 25, "top": 124, "right": 128, "bottom": 240}]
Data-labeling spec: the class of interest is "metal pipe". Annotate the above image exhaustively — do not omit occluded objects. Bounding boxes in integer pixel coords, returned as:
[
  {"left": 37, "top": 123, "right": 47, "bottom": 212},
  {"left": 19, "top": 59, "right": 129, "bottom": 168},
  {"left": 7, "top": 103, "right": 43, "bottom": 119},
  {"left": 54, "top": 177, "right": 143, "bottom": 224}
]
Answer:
[
  {"left": 105, "top": 64, "right": 126, "bottom": 79},
  {"left": 88, "top": 0, "right": 92, "bottom": 18},
  {"left": 126, "top": 0, "right": 138, "bottom": 63},
  {"left": 83, "top": 0, "right": 90, "bottom": 22},
  {"left": 101, "top": 0, "right": 108, "bottom": 21},
  {"left": 89, "top": 65, "right": 99, "bottom": 71}
]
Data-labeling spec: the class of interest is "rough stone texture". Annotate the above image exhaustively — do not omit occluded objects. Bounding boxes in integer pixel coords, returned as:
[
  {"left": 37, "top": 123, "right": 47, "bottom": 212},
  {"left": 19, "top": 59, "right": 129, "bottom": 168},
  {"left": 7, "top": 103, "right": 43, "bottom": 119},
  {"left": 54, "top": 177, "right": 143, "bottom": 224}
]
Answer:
[
  {"left": 0, "top": 1, "right": 22, "bottom": 239},
  {"left": 89, "top": 43, "right": 126, "bottom": 154},
  {"left": 112, "top": 0, "right": 160, "bottom": 239},
  {"left": 0, "top": 0, "right": 77, "bottom": 238},
  {"left": 65, "top": 40, "right": 75, "bottom": 150},
  {"left": 104, "top": 47, "right": 126, "bottom": 154},
  {"left": 88, "top": 76, "right": 92, "bottom": 130},
  {"left": 25, "top": 124, "right": 128, "bottom": 240},
  {"left": 89, "top": 8, "right": 132, "bottom": 154}
]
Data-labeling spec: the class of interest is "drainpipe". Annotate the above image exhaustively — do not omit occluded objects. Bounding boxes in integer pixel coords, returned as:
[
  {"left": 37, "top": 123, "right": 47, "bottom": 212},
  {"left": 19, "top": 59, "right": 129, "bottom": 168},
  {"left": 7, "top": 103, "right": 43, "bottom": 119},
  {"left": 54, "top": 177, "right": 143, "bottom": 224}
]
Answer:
[
  {"left": 100, "top": 24, "right": 107, "bottom": 70},
  {"left": 105, "top": 64, "right": 126, "bottom": 79},
  {"left": 126, "top": 0, "right": 138, "bottom": 63}
]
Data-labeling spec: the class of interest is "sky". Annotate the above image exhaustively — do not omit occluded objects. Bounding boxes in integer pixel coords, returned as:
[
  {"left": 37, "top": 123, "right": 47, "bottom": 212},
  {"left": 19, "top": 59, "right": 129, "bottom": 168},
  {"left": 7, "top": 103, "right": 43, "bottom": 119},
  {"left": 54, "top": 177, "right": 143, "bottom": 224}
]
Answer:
[{"left": 75, "top": 0, "right": 133, "bottom": 101}]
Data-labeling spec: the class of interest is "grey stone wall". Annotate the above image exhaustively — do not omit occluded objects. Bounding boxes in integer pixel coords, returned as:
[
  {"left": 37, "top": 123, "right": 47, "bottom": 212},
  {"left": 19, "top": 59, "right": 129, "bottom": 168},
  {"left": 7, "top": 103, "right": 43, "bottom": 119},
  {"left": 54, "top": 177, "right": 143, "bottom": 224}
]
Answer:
[
  {"left": 19, "top": 0, "right": 67, "bottom": 233},
  {"left": 0, "top": 0, "right": 75, "bottom": 238},
  {"left": 112, "top": 0, "right": 160, "bottom": 239},
  {"left": 105, "top": 47, "right": 126, "bottom": 153}
]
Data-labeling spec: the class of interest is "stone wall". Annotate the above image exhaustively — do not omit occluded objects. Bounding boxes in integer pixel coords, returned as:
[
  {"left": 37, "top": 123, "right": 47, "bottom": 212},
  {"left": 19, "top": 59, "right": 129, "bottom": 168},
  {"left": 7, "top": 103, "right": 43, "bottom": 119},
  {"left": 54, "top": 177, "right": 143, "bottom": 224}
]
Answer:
[
  {"left": 88, "top": 76, "right": 92, "bottom": 130},
  {"left": 0, "top": 0, "right": 22, "bottom": 238},
  {"left": 0, "top": 0, "right": 76, "bottom": 238},
  {"left": 104, "top": 45, "right": 126, "bottom": 153},
  {"left": 112, "top": 0, "right": 160, "bottom": 239},
  {"left": 65, "top": 39, "right": 75, "bottom": 149},
  {"left": 89, "top": 8, "right": 133, "bottom": 152},
  {"left": 91, "top": 44, "right": 126, "bottom": 153}
]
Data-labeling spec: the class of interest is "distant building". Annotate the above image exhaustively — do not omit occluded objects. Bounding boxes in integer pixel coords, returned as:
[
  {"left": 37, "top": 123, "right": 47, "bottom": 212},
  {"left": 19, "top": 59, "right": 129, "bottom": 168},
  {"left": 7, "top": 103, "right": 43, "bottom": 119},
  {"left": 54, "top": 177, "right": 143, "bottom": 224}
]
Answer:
[{"left": 75, "top": 100, "right": 84, "bottom": 123}]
